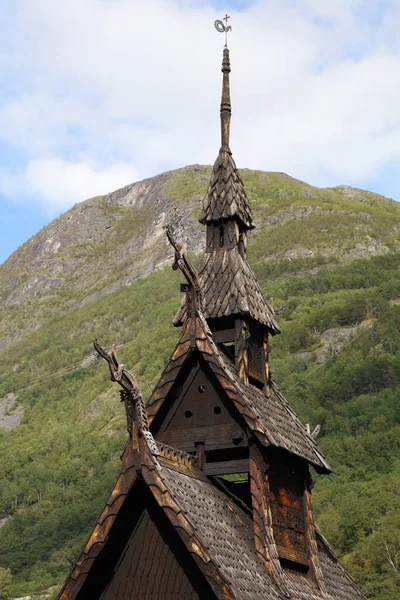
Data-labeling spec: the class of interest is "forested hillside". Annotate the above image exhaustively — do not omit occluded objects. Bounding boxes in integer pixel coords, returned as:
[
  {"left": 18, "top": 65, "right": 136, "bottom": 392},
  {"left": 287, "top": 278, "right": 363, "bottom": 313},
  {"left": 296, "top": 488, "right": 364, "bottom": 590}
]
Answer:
[{"left": 0, "top": 167, "right": 399, "bottom": 599}]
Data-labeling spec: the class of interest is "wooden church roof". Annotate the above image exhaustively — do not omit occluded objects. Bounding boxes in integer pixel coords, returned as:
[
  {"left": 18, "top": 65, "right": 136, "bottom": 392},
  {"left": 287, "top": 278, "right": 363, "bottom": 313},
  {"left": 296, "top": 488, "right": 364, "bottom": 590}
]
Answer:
[
  {"left": 199, "top": 149, "right": 254, "bottom": 228},
  {"left": 57, "top": 25, "right": 366, "bottom": 600},
  {"left": 173, "top": 246, "right": 281, "bottom": 333},
  {"left": 199, "top": 48, "right": 254, "bottom": 229},
  {"left": 174, "top": 46, "right": 279, "bottom": 333},
  {"left": 148, "top": 311, "right": 329, "bottom": 473},
  {"left": 58, "top": 418, "right": 364, "bottom": 600}
]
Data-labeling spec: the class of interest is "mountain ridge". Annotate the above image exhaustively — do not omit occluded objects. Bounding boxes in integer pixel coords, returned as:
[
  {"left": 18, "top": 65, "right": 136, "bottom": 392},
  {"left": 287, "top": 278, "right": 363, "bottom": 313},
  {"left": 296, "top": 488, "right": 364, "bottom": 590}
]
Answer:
[{"left": 0, "top": 166, "right": 399, "bottom": 599}]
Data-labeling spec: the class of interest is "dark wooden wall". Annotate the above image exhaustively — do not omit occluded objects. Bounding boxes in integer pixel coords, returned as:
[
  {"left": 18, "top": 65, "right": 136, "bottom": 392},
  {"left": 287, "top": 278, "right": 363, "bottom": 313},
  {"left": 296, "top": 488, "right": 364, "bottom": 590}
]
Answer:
[
  {"left": 75, "top": 482, "right": 217, "bottom": 600},
  {"left": 101, "top": 510, "right": 200, "bottom": 599},
  {"left": 156, "top": 363, "right": 246, "bottom": 456},
  {"left": 268, "top": 461, "right": 308, "bottom": 566}
]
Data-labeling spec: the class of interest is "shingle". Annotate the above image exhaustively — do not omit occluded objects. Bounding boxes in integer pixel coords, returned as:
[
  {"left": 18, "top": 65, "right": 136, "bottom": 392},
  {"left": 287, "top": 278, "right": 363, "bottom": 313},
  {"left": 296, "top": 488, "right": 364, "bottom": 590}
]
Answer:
[
  {"left": 160, "top": 466, "right": 280, "bottom": 600},
  {"left": 149, "top": 313, "right": 330, "bottom": 472},
  {"left": 199, "top": 151, "right": 254, "bottom": 229},
  {"left": 174, "top": 247, "right": 281, "bottom": 334}
]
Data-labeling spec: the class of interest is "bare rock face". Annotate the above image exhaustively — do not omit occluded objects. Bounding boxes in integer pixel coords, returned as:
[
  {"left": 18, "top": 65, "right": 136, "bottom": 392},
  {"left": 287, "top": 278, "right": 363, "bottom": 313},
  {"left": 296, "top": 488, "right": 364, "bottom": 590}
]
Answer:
[
  {"left": 0, "top": 170, "right": 205, "bottom": 310},
  {"left": 0, "top": 165, "right": 399, "bottom": 354},
  {"left": 0, "top": 393, "right": 23, "bottom": 430},
  {"left": 0, "top": 166, "right": 211, "bottom": 346}
]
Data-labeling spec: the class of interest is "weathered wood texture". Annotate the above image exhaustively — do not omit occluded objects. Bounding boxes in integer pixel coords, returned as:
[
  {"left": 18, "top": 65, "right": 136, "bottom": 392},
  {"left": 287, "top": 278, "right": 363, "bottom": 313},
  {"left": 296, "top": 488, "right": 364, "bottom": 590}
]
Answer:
[
  {"left": 174, "top": 246, "right": 280, "bottom": 333},
  {"left": 101, "top": 510, "right": 201, "bottom": 599},
  {"left": 148, "top": 313, "right": 330, "bottom": 472},
  {"left": 57, "top": 444, "right": 140, "bottom": 599},
  {"left": 59, "top": 431, "right": 366, "bottom": 600},
  {"left": 249, "top": 445, "right": 289, "bottom": 596},
  {"left": 268, "top": 462, "right": 307, "bottom": 565},
  {"left": 57, "top": 43, "right": 367, "bottom": 600},
  {"left": 235, "top": 319, "right": 249, "bottom": 384},
  {"left": 199, "top": 148, "right": 253, "bottom": 228},
  {"left": 161, "top": 366, "right": 233, "bottom": 432},
  {"left": 247, "top": 325, "right": 265, "bottom": 385},
  {"left": 304, "top": 478, "right": 326, "bottom": 594}
]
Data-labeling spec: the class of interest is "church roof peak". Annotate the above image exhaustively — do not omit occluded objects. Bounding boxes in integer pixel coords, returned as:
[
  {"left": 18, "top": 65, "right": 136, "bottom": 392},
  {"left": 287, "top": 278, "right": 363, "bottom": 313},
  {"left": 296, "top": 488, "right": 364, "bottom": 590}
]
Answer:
[{"left": 199, "top": 27, "right": 254, "bottom": 229}]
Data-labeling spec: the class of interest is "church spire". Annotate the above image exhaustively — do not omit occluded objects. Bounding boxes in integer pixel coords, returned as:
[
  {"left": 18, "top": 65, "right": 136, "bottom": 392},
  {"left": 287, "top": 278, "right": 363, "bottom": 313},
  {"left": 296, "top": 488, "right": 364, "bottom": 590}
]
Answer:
[
  {"left": 180, "top": 17, "right": 280, "bottom": 337},
  {"left": 199, "top": 19, "right": 254, "bottom": 229},
  {"left": 220, "top": 46, "right": 231, "bottom": 152}
]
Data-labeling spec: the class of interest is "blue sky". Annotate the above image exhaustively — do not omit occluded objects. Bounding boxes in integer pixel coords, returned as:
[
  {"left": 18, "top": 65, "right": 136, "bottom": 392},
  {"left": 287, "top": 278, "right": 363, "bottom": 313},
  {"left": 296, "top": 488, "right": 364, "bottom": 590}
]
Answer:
[{"left": 1, "top": 0, "right": 400, "bottom": 264}]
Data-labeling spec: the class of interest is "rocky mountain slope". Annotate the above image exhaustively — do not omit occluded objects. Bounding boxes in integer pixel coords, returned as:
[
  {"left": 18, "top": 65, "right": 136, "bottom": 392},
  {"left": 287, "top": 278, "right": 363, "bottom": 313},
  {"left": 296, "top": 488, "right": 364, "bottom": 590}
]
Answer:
[
  {"left": 1, "top": 166, "right": 398, "bottom": 350},
  {"left": 0, "top": 166, "right": 399, "bottom": 599}
]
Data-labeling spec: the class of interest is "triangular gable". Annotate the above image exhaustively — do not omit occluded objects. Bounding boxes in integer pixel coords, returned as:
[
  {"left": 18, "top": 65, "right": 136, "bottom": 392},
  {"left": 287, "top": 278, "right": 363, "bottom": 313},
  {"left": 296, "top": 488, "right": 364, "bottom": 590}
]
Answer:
[
  {"left": 99, "top": 507, "right": 208, "bottom": 600},
  {"left": 57, "top": 440, "right": 228, "bottom": 599},
  {"left": 147, "top": 313, "right": 330, "bottom": 472},
  {"left": 154, "top": 357, "right": 248, "bottom": 446},
  {"left": 57, "top": 443, "right": 139, "bottom": 598},
  {"left": 57, "top": 435, "right": 273, "bottom": 600},
  {"left": 58, "top": 429, "right": 363, "bottom": 600}
]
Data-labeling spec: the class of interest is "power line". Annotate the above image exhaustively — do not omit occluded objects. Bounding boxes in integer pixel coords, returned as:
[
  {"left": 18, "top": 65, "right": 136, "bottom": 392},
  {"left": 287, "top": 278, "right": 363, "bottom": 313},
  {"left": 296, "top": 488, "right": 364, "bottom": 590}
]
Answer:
[
  {"left": 0, "top": 532, "right": 47, "bottom": 555},
  {"left": 0, "top": 337, "right": 141, "bottom": 397},
  {"left": 0, "top": 228, "right": 383, "bottom": 397},
  {"left": 0, "top": 305, "right": 376, "bottom": 399},
  {"left": 283, "top": 323, "right": 370, "bottom": 393}
]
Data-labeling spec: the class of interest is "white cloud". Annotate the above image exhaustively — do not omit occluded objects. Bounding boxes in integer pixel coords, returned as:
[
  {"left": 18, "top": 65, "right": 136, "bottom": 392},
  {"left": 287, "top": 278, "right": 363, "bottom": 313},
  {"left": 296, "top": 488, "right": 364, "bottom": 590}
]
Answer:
[
  {"left": 0, "top": 0, "right": 400, "bottom": 213},
  {"left": 1, "top": 159, "right": 136, "bottom": 215}
]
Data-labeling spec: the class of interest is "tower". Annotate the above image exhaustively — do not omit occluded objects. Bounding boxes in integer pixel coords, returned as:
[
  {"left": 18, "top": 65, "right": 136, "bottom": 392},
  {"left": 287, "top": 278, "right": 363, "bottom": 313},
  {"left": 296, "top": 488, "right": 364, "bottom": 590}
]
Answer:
[{"left": 57, "top": 25, "right": 366, "bottom": 600}]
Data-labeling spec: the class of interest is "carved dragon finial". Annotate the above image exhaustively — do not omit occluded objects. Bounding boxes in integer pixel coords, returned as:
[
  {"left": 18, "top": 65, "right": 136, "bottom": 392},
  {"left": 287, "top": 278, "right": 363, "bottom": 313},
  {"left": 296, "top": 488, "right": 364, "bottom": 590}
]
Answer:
[
  {"left": 93, "top": 339, "right": 158, "bottom": 458},
  {"left": 94, "top": 340, "right": 140, "bottom": 394},
  {"left": 165, "top": 224, "right": 201, "bottom": 318},
  {"left": 306, "top": 423, "right": 321, "bottom": 439}
]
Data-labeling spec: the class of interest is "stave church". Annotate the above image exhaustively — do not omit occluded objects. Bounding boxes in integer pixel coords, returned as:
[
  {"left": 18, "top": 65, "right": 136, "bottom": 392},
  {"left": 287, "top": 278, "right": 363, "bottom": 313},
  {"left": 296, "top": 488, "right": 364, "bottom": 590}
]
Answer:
[{"left": 57, "top": 23, "right": 366, "bottom": 600}]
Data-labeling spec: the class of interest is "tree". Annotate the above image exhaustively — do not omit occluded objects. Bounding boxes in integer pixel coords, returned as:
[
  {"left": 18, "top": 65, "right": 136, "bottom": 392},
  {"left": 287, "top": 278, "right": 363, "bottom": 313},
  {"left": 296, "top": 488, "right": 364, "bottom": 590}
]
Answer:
[{"left": 0, "top": 568, "right": 12, "bottom": 599}]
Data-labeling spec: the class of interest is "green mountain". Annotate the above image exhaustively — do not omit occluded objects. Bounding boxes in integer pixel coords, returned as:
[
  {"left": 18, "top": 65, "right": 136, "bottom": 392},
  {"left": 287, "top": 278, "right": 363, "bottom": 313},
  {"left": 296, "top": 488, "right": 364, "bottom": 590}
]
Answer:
[{"left": 0, "top": 167, "right": 399, "bottom": 599}]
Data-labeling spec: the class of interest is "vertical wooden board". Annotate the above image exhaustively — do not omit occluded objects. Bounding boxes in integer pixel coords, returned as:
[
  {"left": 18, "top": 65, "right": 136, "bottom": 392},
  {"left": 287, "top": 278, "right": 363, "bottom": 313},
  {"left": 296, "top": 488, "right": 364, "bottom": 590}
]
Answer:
[
  {"left": 247, "top": 324, "right": 265, "bottom": 385},
  {"left": 101, "top": 510, "right": 201, "bottom": 600},
  {"left": 235, "top": 319, "right": 249, "bottom": 385},
  {"left": 162, "top": 368, "right": 235, "bottom": 432},
  {"left": 268, "top": 461, "right": 308, "bottom": 564},
  {"left": 206, "top": 225, "right": 213, "bottom": 253}
]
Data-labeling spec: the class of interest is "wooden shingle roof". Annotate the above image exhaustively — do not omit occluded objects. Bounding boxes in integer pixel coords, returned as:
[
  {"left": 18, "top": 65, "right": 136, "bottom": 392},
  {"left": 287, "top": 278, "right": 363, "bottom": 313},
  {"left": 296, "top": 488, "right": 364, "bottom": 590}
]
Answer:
[
  {"left": 173, "top": 247, "right": 281, "bottom": 333},
  {"left": 199, "top": 150, "right": 254, "bottom": 228},
  {"left": 58, "top": 431, "right": 364, "bottom": 600},
  {"left": 148, "top": 312, "right": 330, "bottom": 472}
]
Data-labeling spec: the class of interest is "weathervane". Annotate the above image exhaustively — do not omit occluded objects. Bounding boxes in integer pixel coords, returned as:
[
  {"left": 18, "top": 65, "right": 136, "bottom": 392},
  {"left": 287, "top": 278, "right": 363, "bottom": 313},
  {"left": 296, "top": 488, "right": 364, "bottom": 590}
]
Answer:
[{"left": 214, "top": 14, "right": 232, "bottom": 47}]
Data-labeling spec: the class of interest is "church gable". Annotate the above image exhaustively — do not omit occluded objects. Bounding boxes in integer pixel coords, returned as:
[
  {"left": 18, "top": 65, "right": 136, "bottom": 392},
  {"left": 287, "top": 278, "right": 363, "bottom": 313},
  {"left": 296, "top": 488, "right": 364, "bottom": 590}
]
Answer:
[
  {"left": 101, "top": 509, "right": 203, "bottom": 600},
  {"left": 151, "top": 352, "right": 251, "bottom": 480},
  {"left": 156, "top": 358, "right": 234, "bottom": 431}
]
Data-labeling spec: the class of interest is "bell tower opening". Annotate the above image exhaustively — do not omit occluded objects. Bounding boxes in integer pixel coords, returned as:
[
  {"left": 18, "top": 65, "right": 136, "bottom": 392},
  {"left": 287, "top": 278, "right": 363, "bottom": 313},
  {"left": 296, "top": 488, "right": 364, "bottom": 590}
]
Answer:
[
  {"left": 268, "top": 457, "right": 308, "bottom": 568},
  {"left": 219, "top": 224, "right": 225, "bottom": 247}
]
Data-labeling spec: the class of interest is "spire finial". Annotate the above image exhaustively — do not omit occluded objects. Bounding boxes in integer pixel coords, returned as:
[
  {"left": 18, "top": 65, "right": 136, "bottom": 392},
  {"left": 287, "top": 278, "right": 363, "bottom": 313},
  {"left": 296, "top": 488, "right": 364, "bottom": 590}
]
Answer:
[{"left": 214, "top": 17, "right": 232, "bottom": 151}]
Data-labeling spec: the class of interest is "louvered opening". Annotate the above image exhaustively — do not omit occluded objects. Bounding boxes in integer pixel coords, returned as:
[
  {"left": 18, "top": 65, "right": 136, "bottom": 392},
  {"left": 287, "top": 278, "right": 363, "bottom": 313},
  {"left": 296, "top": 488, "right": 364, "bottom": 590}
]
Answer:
[
  {"left": 247, "top": 326, "right": 266, "bottom": 388},
  {"left": 268, "top": 461, "right": 309, "bottom": 568}
]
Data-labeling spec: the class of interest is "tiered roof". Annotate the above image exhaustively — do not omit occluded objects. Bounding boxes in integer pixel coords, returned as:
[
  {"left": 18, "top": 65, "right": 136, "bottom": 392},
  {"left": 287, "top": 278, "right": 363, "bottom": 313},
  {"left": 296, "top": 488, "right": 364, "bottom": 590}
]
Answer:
[
  {"left": 199, "top": 150, "right": 254, "bottom": 228},
  {"left": 175, "top": 46, "right": 278, "bottom": 332},
  {"left": 57, "top": 31, "right": 366, "bottom": 600},
  {"left": 149, "top": 311, "right": 328, "bottom": 472},
  {"left": 174, "top": 247, "right": 281, "bottom": 332},
  {"left": 58, "top": 414, "right": 364, "bottom": 600}
]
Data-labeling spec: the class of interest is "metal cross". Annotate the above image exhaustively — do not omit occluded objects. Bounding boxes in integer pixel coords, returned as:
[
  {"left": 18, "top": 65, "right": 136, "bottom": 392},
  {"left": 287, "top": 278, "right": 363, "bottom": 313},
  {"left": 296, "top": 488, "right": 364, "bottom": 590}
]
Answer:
[
  {"left": 224, "top": 14, "right": 232, "bottom": 47},
  {"left": 223, "top": 14, "right": 231, "bottom": 46}
]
